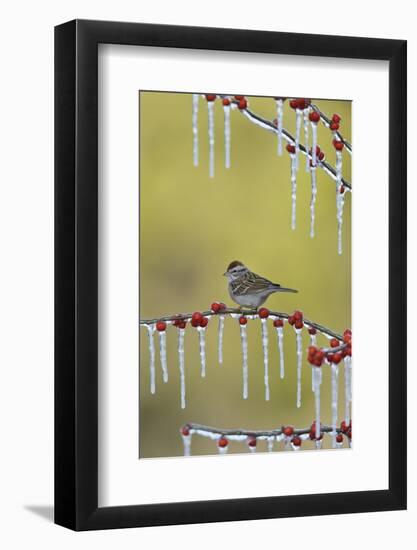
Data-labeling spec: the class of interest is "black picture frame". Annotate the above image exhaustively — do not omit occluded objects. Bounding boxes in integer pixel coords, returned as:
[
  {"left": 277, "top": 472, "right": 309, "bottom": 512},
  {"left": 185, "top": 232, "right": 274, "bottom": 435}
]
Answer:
[{"left": 55, "top": 19, "right": 407, "bottom": 531}]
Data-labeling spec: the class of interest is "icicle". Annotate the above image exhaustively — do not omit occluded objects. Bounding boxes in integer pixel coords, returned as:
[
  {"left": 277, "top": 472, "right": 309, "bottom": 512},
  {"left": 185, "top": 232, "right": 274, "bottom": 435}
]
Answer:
[
  {"left": 313, "top": 366, "right": 322, "bottom": 439},
  {"left": 311, "top": 122, "right": 318, "bottom": 167},
  {"left": 336, "top": 149, "right": 342, "bottom": 187},
  {"left": 344, "top": 357, "right": 352, "bottom": 425},
  {"left": 276, "top": 98, "right": 284, "bottom": 156},
  {"left": 240, "top": 324, "right": 249, "bottom": 399},
  {"left": 261, "top": 318, "right": 270, "bottom": 401},
  {"left": 157, "top": 330, "right": 168, "bottom": 383},
  {"left": 295, "top": 328, "right": 303, "bottom": 408},
  {"left": 315, "top": 439, "right": 323, "bottom": 450},
  {"left": 218, "top": 315, "right": 225, "bottom": 364},
  {"left": 276, "top": 325, "right": 285, "bottom": 379},
  {"left": 309, "top": 332, "right": 317, "bottom": 346},
  {"left": 145, "top": 324, "right": 156, "bottom": 394},
  {"left": 310, "top": 167, "right": 317, "bottom": 238},
  {"left": 197, "top": 326, "right": 207, "bottom": 377},
  {"left": 208, "top": 100, "right": 215, "bottom": 178},
  {"left": 331, "top": 363, "right": 339, "bottom": 448},
  {"left": 218, "top": 443, "right": 228, "bottom": 455},
  {"left": 192, "top": 94, "right": 199, "bottom": 167},
  {"left": 295, "top": 108, "right": 302, "bottom": 170},
  {"left": 336, "top": 188, "right": 346, "bottom": 255},
  {"left": 182, "top": 433, "right": 192, "bottom": 456},
  {"left": 267, "top": 437, "right": 275, "bottom": 452},
  {"left": 283, "top": 436, "right": 292, "bottom": 452},
  {"left": 178, "top": 328, "right": 186, "bottom": 409},
  {"left": 223, "top": 103, "right": 231, "bottom": 168},
  {"left": 290, "top": 153, "right": 297, "bottom": 230},
  {"left": 303, "top": 108, "right": 310, "bottom": 172}
]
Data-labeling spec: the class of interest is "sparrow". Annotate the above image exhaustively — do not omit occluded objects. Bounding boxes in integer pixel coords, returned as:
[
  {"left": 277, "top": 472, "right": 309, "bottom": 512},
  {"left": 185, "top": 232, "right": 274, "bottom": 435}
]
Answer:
[{"left": 224, "top": 260, "right": 298, "bottom": 308}]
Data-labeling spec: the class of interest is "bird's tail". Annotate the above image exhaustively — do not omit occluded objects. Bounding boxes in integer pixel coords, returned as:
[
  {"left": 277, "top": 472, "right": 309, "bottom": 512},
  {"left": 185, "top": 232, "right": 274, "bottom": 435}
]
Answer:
[{"left": 275, "top": 286, "right": 298, "bottom": 293}]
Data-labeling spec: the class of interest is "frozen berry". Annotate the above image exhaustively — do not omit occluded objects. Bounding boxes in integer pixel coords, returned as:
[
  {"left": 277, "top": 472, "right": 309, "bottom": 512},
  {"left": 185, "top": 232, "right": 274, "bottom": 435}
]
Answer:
[
  {"left": 222, "top": 98, "right": 231, "bottom": 106},
  {"left": 156, "top": 321, "right": 167, "bottom": 332},
  {"left": 336, "top": 433, "right": 343, "bottom": 443},
  {"left": 247, "top": 436, "right": 257, "bottom": 447},
  {"left": 330, "top": 121, "right": 339, "bottom": 131},
  {"left": 330, "top": 338, "right": 340, "bottom": 348},
  {"left": 192, "top": 312, "right": 203, "bottom": 323},
  {"left": 286, "top": 143, "right": 296, "bottom": 154},
  {"left": 234, "top": 95, "right": 244, "bottom": 100},
  {"left": 292, "top": 436, "right": 302, "bottom": 447},
  {"left": 181, "top": 425, "right": 190, "bottom": 436},
  {"left": 200, "top": 317, "right": 209, "bottom": 328},
  {"left": 238, "top": 98, "right": 247, "bottom": 110},
  {"left": 294, "top": 320, "right": 304, "bottom": 330},
  {"left": 211, "top": 302, "right": 222, "bottom": 313},
  {"left": 318, "top": 151, "right": 325, "bottom": 161},
  {"left": 178, "top": 321, "right": 187, "bottom": 329},
  {"left": 289, "top": 99, "right": 298, "bottom": 109},
  {"left": 205, "top": 94, "right": 216, "bottom": 102},
  {"left": 287, "top": 315, "right": 295, "bottom": 326},
  {"left": 218, "top": 436, "right": 228, "bottom": 448},
  {"left": 308, "top": 327, "right": 317, "bottom": 335},
  {"left": 332, "top": 113, "right": 341, "bottom": 123},
  {"left": 333, "top": 139, "right": 344, "bottom": 151},
  {"left": 239, "top": 316, "right": 248, "bottom": 325},
  {"left": 258, "top": 308, "right": 270, "bottom": 319},
  {"left": 293, "top": 310, "right": 303, "bottom": 321},
  {"left": 283, "top": 426, "right": 294, "bottom": 437},
  {"left": 332, "top": 352, "right": 343, "bottom": 364},
  {"left": 274, "top": 318, "right": 284, "bottom": 328},
  {"left": 309, "top": 111, "right": 320, "bottom": 123}
]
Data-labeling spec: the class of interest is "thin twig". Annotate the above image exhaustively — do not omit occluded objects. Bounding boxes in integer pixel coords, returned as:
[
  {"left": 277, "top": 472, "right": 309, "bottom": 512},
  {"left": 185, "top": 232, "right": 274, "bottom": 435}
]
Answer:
[
  {"left": 139, "top": 307, "right": 344, "bottom": 341},
  {"left": 184, "top": 422, "right": 341, "bottom": 438},
  {"left": 310, "top": 103, "right": 352, "bottom": 153}
]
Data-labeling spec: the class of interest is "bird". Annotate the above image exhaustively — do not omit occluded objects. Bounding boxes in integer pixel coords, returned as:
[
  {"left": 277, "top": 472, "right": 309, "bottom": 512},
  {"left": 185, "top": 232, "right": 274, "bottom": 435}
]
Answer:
[{"left": 223, "top": 260, "right": 298, "bottom": 308}]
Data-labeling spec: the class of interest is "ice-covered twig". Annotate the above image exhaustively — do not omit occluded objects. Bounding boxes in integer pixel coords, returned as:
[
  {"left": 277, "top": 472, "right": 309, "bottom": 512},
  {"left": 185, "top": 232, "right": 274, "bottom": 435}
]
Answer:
[
  {"left": 144, "top": 324, "right": 156, "bottom": 394},
  {"left": 217, "top": 315, "right": 225, "bottom": 364},
  {"left": 192, "top": 94, "right": 199, "bottom": 166},
  {"left": 261, "top": 318, "right": 270, "bottom": 401},
  {"left": 310, "top": 103, "right": 352, "bottom": 154},
  {"left": 182, "top": 422, "right": 341, "bottom": 439}
]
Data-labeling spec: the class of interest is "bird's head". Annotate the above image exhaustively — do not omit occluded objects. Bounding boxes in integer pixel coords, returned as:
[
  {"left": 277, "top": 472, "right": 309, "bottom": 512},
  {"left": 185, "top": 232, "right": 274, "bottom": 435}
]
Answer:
[{"left": 223, "top": 260, "right": 249, "bottom": 281}]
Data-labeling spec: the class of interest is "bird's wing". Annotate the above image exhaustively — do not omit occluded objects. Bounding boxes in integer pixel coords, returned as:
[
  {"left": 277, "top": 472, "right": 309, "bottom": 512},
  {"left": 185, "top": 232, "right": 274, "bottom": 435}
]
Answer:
[{"left": 233, "top": 272, "right": 279, "bottom": 295}]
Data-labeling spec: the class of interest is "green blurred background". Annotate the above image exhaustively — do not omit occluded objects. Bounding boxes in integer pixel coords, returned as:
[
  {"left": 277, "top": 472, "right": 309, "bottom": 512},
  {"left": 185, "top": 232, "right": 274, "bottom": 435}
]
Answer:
[{"left": 139, "top": 92, "right": 351, "bottom": 458}]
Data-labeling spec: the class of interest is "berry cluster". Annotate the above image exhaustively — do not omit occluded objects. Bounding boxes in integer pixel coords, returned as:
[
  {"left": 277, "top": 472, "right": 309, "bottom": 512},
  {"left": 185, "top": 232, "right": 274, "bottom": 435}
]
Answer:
[
  {"left": 333, "top": 138, "right": 344, "bottom": 151},
  {"left": 309, "top": 420, "right": 323, "bottom": 441},
  {"left": 340, "top": 420, "right": 352, "bottom": 440},
  {"left": 308, "top": 328, "right": 352, "bottom": 366},
  {"left": 310, "top": 145, "right": 325, "bottom": 163},
  {"left": 191, "top": 311, "right": 209, "bottom": 328},
  {"left": 330, "top": 113, "right": 342, "bottom": 131},
  {"left": 172, "top": 317, "right": 187, "bottom": 330},
  {"left": 289, "top": 98, "right": 311, "bottom": 110},
  {"left": 287, "top": 310, "right": 304, "bottom": 330},
  {"left": 309, "top": 110, "right": 320, "bottom": 123},
  {"left": 210, "top": 301, "right": 227, "bottom": 313},
  {"left": 205, "top": 94, "right": 248, "bottom": 110}
]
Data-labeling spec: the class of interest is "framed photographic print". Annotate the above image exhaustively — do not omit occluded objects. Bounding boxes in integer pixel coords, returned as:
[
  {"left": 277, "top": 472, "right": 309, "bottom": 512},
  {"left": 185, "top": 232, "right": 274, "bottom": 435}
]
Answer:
[{"left": 55, "top": 19, "right": 407, "bottom": 530}]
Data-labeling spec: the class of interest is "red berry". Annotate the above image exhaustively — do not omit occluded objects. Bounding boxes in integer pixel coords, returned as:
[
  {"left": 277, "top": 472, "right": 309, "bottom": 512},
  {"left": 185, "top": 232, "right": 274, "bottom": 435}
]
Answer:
[
  {"left": 258, "top": 308, "right": 270, "bottom": 319},
  {"left": 293, "top": 310, "right": 303, "bottom": 321},
  {"left": 332, "top": 113, "right": 341, "bottom": 123},
  {"left": 289, "top": 99, "right": 298, "bottom": 109},
  {"left": 211, "top": 302, "right": 221, "bottom": 313},
  {"left": 316, "top": 350, "right": 325, "bottom": 362},
  {"left": 292, "top": 436, "right": 302, "bottom": 447},
  {"left": 308, "top": 327, "right": 317, "bottom": 335},
  {"left": 309, "top": 111, "right": 320, "bottom": 123},
  {"left": 218, "top": 436, "right": 228, "bottom": 448},
  {"left": 347, "top": 429, "right": 352, "bottom": 439},
  {"left": 222, "top": 98, "right": 231, "bottom": 106},
  {"left": 336, "top": 433, "right": 343, "bottom": 443},
  {"left": 340, "top": 420, "right": 351, "bottom": 434},
  {"left": 274, "top": 318, "right": 284, "bottom": 328},
  {"left": 288, "top": 315, "right": 295, "bottom": 326},
  {"left": 200, "top": 317, "right": 209, "bottom": 328},
  {"left": 156, "top": 321, "right": 167, "bottom": 332},
  {"left": 178, "top": 321, "right": 187, "bottom": 329},
  {"left": 330, "top": 121, "right": 339, "bottom": 131},
  {"left": 238, "top": 98, "right": 247, "bottom": 110},
  {"left": 205, "top": 94, "right": 216, "bottom": 102},
  {"left": 283, "top": 426, "right": 294, "bottom": 437},
  {"left": 294, "top": 320, "right": 304, "bottom": 330},
  {"left": 333, "top": 139, "right": 344, "bottom": 151},
  {"left": 332, "top": 352, "right": 343, "bottom": 364},
  {"left": 345, "top": 345, "right": 352, "bottom": 357},
  {"left": 181, "top": 425, "right": 190, "bottom": 436},
  {"left": 313, "top": 357, "right": 323, "bottom": 367},
  {"left": 192, "top": 311, "right": 203, "bottom": 323},
  {"left": 344, "top": 328, "right": 352, "bottom": 336},
  {"left": 327, "top": 353, "right": 334, "bottom": 363},
  {"left": 247, "top": 436, "right": 257, "bottom": 447},
  {"left": 318, "top": 151, "right": 325, "bottom": 161},
  {"left": 239, "top": 316, "right": 248, "bottom": 325},
  {"left": 330, "top": 338, "right": 340, "bottom": 348},
  {"left": 286, "top": 143, "right": 296, "bottom": 154},
  {"left": 339, "top": 185, "right": 345, "bottom": 194},
  {"left": 234, "top": 95, "right": 244, "bottom": 100},
  {"left": 297, "top": 98, "right": 307, "bottom": 110}
]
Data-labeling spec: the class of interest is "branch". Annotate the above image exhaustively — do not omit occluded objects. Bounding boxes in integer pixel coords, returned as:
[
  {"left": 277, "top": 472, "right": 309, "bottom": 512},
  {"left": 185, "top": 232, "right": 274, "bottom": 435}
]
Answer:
[
  {"left": 139, "top": 307, "right": 344, "bottom": 341},
  {"left": 183, "top": 422, "right": 341, "bottom": 438},
  {"left": 239, "top": 106, "right": 352, "bottom": 190},
  {"left": 310, "top": 103, "right": 352, "bottom": 153}
]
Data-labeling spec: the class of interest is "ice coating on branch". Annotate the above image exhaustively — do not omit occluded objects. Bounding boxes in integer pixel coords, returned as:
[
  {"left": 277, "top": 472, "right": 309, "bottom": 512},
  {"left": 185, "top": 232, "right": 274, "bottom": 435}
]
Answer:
[
  {"left": 295, "top": 108, "right": 302, "bottom": 170},
  {"left": 197, "top": 326, "right": 207, "bottom": 377},
  {"left": 261, "top": 318, "right": 270, "bottom": 401},
  {"left": 207, "top": 100, "right": 215, "bottom": 178},
  {"left": 312, "top": 366, "right": 322, "bottom": 440},
  {"left": 240, "top": 324, "right": 249, "bottom": 399},
  {"left": 182, "top": 433, "right": 192, "bottom": 456},
  {"left": 158, "top": 330, "right": 168, "bottom": 383},
  {"left": 145, "top": 324, "right": 156, "bottom": 394},
  {"left": 310, "top": 167, "right": 317, "bottom": 238},
  {"left": 218, "top": 315, "right": 225, "bottom": 364},
  {"left": 303, "top": 108, "right": 310, "bottom": 172},
  {"left": 295, "top": 328, "right": 303, "bottom": 408},
  {"left": 290, "top": 154, "right": 297, "bottom": 230},
  {"left": 178, "top": 328, "right": 186, "bottom": 409},
  {"left": 311, "top": 122, "right": 318, "bottom": 167},
  {"left": 344, "top": 356, "right": 352, "bottom": 425},
  {"left": 192, "top": 94, "right": 199, "bottom": 167},
  {"left": 276, "top": 99, "right": 284, "bottom": 155},
  {"left": 331, "top": 363, "right": 339, "bottom": 448},
  {"left": 276, "top": 325, "right": 285, "bottom": 379},
  {"left": 223, "top": 103, "right": 231, "bottom": 169},
  {"left": 336, "top": 188, "right": 346, "bottom": 255}
]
